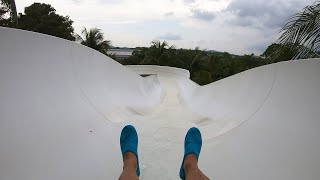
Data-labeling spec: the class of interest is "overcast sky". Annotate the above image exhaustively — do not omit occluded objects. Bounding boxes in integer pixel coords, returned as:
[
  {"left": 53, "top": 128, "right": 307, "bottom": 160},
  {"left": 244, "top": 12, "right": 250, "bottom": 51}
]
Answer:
[{"left": 17, "top": 0, "right": 315, "bottom": 55}]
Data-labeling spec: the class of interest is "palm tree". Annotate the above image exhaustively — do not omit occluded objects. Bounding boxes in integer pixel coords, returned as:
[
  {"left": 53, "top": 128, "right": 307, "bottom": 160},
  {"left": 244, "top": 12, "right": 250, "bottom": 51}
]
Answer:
[
  {"left": 184, "top": 47, "right": 204, "bottom": 73},
  {"left": 140, "top": 40, "right": 175, "bottom": 65},
  {"left": 0, "top": 0, "right": 17, "bottom": 27},
  {"left": 278, "top": 1, "right": 320, "bottom": 59},
  {"left": 76, "top": 27, "right": 111, "bottom": 55},
  {"left": 0, "top": 6, "right": 8, "bottom": 20},
  {"left": 150, "top": 40, "right": 175, "bottom": 55}
]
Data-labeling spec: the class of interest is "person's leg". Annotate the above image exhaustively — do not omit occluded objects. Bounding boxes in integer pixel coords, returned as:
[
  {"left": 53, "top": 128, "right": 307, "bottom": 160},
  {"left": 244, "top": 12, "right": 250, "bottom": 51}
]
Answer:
[
  {"left": 119, "top": 125, "right": 140, "bottom": 180},
  {"left": 119, "top": 152, "right": 139, "bottom": 180},
  {"left": 180, "top": 127, "right": 209, "bottom": 180},
  {"left": 184, "top": 154, "right": 209, "bottom": 180}
]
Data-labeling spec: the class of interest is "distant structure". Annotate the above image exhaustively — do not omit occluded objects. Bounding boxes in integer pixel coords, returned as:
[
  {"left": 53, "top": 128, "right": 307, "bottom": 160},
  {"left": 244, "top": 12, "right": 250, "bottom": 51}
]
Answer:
[{"left": 107, "top": 48, "right": 134, "bottom": 61}]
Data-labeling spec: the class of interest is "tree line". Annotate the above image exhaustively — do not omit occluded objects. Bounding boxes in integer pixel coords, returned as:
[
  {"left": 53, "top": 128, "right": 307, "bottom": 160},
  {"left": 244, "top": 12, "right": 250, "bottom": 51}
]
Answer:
[
  {"left": 1, "top": 1, "right": 319, "bottom": 85},
  {"left": 120, "top": 41, "right": 290, "bottom": 85},
  {"left": 0, "top": 2, "right": 111, "bottom": 54}
]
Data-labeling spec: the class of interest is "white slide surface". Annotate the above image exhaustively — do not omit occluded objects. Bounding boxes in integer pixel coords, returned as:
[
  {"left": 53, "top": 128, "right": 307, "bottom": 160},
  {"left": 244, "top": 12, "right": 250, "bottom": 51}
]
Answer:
[{"left": 1, "top": 27, "right": 320, "bottom": 180}]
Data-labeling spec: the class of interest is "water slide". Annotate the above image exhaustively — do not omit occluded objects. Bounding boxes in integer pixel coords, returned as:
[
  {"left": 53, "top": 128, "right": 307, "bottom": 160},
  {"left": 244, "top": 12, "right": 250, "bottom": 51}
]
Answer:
[{"left": 1, "top": 27, "right": 320, "bottom": 180}]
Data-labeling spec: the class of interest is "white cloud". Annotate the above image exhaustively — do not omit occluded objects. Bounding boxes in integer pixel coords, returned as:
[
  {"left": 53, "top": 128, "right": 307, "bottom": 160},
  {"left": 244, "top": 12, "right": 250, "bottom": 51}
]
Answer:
[
  {"left": 157, "top": 33, "right": 183, "bottom": 40},
  {"left": 225, "top": 0, "right": 314, "bottom": 28},
  {"left": 16, "top": 0, "right": 316, "bottom": 54},
  {"left": 191, "top": 9, "right": 215, "bottom": 21}
]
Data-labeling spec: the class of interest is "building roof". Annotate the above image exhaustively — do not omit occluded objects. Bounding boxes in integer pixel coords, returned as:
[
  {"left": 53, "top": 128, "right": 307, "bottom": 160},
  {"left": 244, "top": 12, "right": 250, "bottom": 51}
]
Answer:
[{"left": 107, "top": 48, "right": 134, "bottom": 56}]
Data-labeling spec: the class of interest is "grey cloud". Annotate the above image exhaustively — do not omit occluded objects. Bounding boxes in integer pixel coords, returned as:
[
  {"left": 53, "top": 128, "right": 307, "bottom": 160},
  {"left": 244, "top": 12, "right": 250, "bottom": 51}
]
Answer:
[
  {"left": 165, "top": 12, "right": 174, "bottom": 16},
  {"left": 226, "top": 0, "right": 314, "bottom": 28},
  {"left": 198, "top": 40, "right": 207, "bottom": 44},
  {"left": 98, "top": 0, "right": 124, "bottom": 4},
  {"left": 192, "top": 9, "right": 215, "bottom": 21},
  {"left": 249, "top": 43, "right": 270, "bottom": 54},
  {"left": 157, "top": 33, "right": 182, "bottom": 40},
  {"left": 184, "top": 0, "right": 197, "bottom": 4}
]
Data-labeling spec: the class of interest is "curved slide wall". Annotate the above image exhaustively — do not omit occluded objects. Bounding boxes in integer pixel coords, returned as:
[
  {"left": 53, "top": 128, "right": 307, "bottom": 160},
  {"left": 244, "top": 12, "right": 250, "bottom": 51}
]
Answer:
[
  {"left": 126, "top": 65, "right": 190, "bottom": 78},
  {"left": 0, "top": 28, "right": 161, "bottom": 180},
  {"left": 201, "top": 60, "right": 320, "bottom": 180},
  {"left": 1, "top": 27, "right": 320, "bottom": 180}
]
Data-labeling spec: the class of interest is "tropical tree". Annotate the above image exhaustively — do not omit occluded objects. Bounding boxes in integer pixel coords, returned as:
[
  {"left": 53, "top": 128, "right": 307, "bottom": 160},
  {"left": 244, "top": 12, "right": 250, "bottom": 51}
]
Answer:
[
  {"left": 0, "top": 4, "right": 8, "bottom": 20},
  {"left": 262, "top": 43, "right": 298, "bottom": 63},
  {"left": 18, "top": 3, "right": 75, "bottom": 40},
  {"left": 120, "top": 41, "right": 272, "bottom": 85},
  {"left": 201, "top": 54, "right": 224, "bottom": 81},
  {"left": 192, "top": 70, "right": 213, "bottom": 85},
  {"left": 76, "top": 27, "right": 111, "bottom": 55},
  {"left": 140, "top": 40, "right": 175, "bottom": 65},
  {"left": 278, "top": 1, "right": 320, "bottom": 59},
  {"left": 0, "top": 0, "right": 17, "bottom": 27},
  {"left": 178, "top": 47, "right": 206, "bottom": 74}
]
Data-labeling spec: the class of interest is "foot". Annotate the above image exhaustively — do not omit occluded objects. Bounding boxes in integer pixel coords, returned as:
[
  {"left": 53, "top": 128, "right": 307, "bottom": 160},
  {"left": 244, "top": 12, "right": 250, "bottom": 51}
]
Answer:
[
  {"left": 179, "top": 127, "right": 202, "bottom": 180},
  {"left": 120, "top": 125, "right": 140, "bottom": 177}
]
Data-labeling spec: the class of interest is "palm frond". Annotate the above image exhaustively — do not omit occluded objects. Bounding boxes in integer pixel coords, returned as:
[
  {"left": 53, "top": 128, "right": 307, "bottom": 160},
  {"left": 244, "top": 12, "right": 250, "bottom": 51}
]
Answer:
[
  {"left": 278, "top": 1, "right": 320, "bottom": 59},
  {"left": 1, "top": 0, "right": 17, "bottom": 26},
  {"left": 0, "top": 6, "right": 8, "bottom": 20},
  {"left": 74, "top": 33, "right": 84, "bottom": 43},
  {"left": 77, "top": 27, "right": 111, "bottom": 55}
]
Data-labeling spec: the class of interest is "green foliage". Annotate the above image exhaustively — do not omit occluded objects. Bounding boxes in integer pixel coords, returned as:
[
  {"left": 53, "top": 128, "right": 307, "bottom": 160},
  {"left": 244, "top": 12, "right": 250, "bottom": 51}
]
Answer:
[
  {"left": 121, "top": 41, "right": 269, "bottom": 85},
  {"left": 192, "top": 70, "right": 212, "bottom": 85},
  {"left": 18, "top": 3, "right": 75, "bottom": 41},
  {"left": 0, "top": 2, "right": 9, "bottom": 26},
  {"left": 139, "top": 41, "right": 175, "bottom": 65},
  {"left": 262, "top": 44, "right": 282, "bottom": 58},
  {"left": 107, "top": 53, "right": 117, "bottom": 60},
  {"left": 0, "top": 0, "right": 17, "bottom": 27},
  {"left": 76, "top": 27, "right": 111, "bottom": 55},
  {"left": 176, "top": 47, "right": 207, "bottom": 75},
  {"left": 0, "top": 4, "right": 8, "bottom": 20},
  {"left": 262, "top": 43, "right": 298, "bottom": 63},
  {"left": 278, "top": 1, "right": 320, "bottom": 59}
]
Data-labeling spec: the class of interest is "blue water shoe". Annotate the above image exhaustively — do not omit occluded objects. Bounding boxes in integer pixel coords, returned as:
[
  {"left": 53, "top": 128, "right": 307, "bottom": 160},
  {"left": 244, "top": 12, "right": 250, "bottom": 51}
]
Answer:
[
  {"left": 120, "top": 125, "right": 140, "bottom": 176},
  {"left": 179, "top": 127, "right": 202, "bottom": 179}
]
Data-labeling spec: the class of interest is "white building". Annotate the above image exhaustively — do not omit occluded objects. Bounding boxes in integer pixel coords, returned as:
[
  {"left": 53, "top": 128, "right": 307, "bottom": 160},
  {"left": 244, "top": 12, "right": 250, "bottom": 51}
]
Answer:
[{"left": 107, "top": 48, "right": 134, "bottom": 61}]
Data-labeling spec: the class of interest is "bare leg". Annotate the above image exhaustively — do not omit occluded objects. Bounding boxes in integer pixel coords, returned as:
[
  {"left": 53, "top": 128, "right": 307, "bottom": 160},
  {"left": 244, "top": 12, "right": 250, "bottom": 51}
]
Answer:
[
  {"left": 184, "top": 154, "right": 209, "bottom": 180},
  {"left": 119, "top": 152, "right": 139, "bottom": 180}
]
